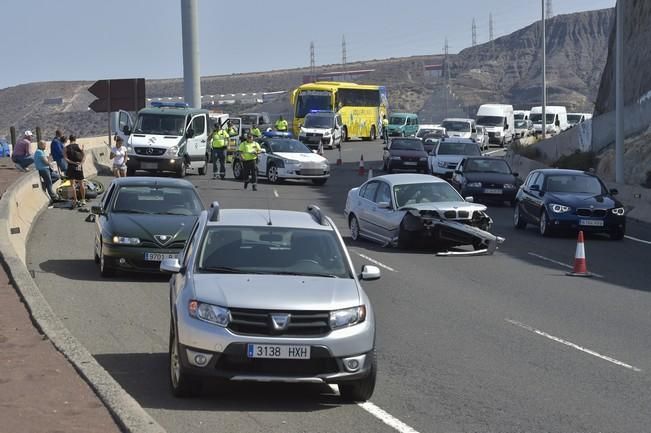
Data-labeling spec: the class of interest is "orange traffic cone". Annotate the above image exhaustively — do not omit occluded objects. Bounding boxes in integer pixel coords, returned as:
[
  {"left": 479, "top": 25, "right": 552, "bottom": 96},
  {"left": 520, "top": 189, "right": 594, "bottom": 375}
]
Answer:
[
  {"left": 358, "top": 154, "right": 366, "bottom": 176},
  {"left": 567, "top": 231, "right": 592, "bottom": 277}
]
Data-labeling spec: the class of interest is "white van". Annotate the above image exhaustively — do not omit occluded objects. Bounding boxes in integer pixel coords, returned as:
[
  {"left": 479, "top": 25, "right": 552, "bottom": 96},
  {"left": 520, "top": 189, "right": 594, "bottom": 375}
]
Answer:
[
  {"left": 514, "top": 110, "right": 530, "bottom": 121},
  {"left": 530, "top": 106, "right": 568, "bottom": 136},
  {"left": 475, "top": 104, "right": 515, "bottom": 146},
  {"left": 112, "top": 102, "right": 211, "bottom": 178},
  {"left": 440, "top": 118, "right": 476, "bottom": 140},
  {"left": 567, "top": 112, "right": 593, "bottom": 128}
]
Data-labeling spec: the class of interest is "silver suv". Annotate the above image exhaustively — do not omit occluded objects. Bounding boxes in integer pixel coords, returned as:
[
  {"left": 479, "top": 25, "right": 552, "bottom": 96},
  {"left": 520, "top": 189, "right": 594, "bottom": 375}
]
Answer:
[{"left": 161, "top": 203, "right": 381, "bottom": 401}]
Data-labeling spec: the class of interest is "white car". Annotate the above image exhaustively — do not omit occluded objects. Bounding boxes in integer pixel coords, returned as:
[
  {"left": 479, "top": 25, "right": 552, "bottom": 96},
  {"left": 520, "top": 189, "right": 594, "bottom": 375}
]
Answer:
[
  {"left": 233, "top": 137, "right": 330, "bottom": 185},
  {"left": 428, "top": 138, "right": 482, "bottom": 177},
  {"left": 298, "top": 111, "right": 343, "bottom": 151}
]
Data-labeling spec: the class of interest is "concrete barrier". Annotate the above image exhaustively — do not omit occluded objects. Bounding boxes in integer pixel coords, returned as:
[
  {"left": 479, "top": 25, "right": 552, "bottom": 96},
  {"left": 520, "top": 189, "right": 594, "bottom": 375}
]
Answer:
[{"left": 0, "top": 139, "right": 166, "bottom": 433}]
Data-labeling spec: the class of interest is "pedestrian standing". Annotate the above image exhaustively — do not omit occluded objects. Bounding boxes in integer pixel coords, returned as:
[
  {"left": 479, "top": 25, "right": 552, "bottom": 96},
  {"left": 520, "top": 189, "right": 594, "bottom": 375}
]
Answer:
[
  {"left": 110, "top": 137, "right": 128, "bottom": 177},
  {"left": 238, "top": 133, "right": 261, "bottom": 191},
  {"left": 382, "top": 114, "right": 389, "bottom": 144},
  {"left": 275, "top": 115, "right": 288, "bottom": 132},
  {"left": 250, "top": 125, "right": 262, "bottom": 139},
  {"left": 34, "top": 140, "right": 61, "bottom": 202},
  {"left": 50, "top": 129, "right": 68, "bottom": 175},
  {"left": 64, "top": 135, "right": 86, "bottom": 207},
  {"left": 210, "top": 123, "right": 229, "bottom": 179},
  {"left": 12, "top": 130, "right": 35, "bottom": 171}
]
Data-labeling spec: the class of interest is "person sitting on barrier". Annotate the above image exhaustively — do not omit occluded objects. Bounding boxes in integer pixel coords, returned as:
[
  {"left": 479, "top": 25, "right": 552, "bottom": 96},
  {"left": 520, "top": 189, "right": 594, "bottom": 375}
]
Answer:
[
  {"left": 64, "top": 135, "right": 86, "bottom": 207},
  {"left": 34, "top": 140, "right": 61, "bottom": 203},
  {"left": 110, "top": 137, "right": 128, "bottom": 177},
  {"left": 12, "top": 130, "right": 35, "bottom": 172},
  {"left": 50, "top": 129, "right": 67, "bottom": 176}
]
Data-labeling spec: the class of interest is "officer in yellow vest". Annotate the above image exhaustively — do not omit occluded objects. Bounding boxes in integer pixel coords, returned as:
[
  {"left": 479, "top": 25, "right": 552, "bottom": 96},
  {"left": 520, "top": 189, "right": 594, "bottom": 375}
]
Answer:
[
  {"left": 238, "top": 133, "right": 262, "bottom": 191},
  {"left": 381, "top": 114, "right": 389, "bottom": 144},
  {"left": 250, "top": 125, "right": 262, "bottom": 138},
  {"left": 275, "top": 115, "right": 288, "bottom": 132},
  {"left": 211, "top": 124, "right": 230, "bottom": 179}
]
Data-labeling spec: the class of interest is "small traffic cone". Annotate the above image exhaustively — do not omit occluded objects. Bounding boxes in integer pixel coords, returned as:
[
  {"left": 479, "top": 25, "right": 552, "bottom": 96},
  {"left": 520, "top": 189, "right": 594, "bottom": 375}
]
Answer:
[
  {"left": 358, "top": 154, "right": 366, "bottom": 176},
  {"left": 567, "top": 231, "right": 592, "bottom": 277}
]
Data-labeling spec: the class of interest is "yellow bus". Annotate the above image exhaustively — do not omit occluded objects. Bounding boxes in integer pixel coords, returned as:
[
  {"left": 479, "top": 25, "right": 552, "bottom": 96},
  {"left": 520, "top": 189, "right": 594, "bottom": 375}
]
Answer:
[{"left": 290, "top": 82, "right": 388, "bottom": 141}]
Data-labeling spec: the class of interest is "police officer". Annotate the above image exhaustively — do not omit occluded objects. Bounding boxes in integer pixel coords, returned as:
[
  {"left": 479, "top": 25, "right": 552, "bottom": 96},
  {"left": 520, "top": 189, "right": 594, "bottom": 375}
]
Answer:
[
  {"left": 275, "top": 115, "right": 288, "bottom": 132},
  {"left": 211, "top": 123, "right": 229, "bottom": 179},
  {"left": 250, "top": 124, "right": 262, "bottom": 138},
  {"left": 382, "top": 114, "right": 389, "bottom": 144},
  {"left": 227, "top": 120, "right": 239, "bottom": 138},
  {"left": 238, "top": 133, "right": 262, "bottom": 191}
]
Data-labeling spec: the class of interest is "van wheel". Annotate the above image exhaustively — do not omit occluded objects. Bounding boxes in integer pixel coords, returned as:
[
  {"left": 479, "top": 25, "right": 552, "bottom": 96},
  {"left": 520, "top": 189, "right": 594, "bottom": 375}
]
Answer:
[
  {"left": 198, "top": 156, "right": 207, "bottom": 175},
  {"left": 175, "top": 163, "right": 186, "bottom": 178}
]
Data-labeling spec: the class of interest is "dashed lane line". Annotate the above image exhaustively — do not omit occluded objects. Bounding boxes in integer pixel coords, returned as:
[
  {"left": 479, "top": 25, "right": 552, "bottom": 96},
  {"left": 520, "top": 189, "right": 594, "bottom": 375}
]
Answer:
[
  {"left": 625, "top": 235, "right": 651, "bottom": 245},
  {"left": 354, "top": 252, "right": 397, "bottom": 272},
  {"left": 527, "top": 252, "right": 604, "bottom": 278},
  {"left": 506, "top": 319, "right": 642, "bottom": 372}
]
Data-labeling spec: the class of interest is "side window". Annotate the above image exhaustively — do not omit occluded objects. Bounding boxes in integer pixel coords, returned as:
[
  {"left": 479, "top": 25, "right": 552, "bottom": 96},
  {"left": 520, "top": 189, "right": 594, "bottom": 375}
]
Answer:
[
  {"left": 192, "top": 115, "right": 206, "bottom": 135},
  {"left": 533, "top": 173, "right": 545, "bottom": 189},
  {"left": 103, "top": 184, "right": 116, "bottom": 210},
  {"left": 361, "top": 181, "right": 379, "bottom": 201},
  {"left": 181, "top": 220, "right": 201, "bottom": 267},
  {"left": 524, "top": 172, "right": 537, "bottom": 188},
  {"left": 118, "top": 112, "right": 131, "bottom": 131},
  {"left": 413, "top": 117, "right": 419, "bottom": 126},
  {"left": 375, "top": 182, "right": 391, "bottom": 204}
]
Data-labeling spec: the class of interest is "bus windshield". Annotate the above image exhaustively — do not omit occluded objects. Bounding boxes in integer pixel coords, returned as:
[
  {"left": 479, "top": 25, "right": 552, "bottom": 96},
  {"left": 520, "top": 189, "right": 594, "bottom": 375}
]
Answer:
[{"left": 295, "top": 91, "right": 332, "bottom": 118}]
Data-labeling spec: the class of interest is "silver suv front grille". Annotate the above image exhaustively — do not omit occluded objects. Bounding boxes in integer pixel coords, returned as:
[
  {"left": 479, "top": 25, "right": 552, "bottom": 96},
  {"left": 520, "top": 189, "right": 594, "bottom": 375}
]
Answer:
[{"left": 228, "top": 308, "right": 331, "bottom": 337}]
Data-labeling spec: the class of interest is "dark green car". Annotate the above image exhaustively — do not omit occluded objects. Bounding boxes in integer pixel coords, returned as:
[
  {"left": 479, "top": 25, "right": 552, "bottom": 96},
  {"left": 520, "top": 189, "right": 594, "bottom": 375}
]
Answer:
[{"left": 91, "top": 177, "right": 204, "bottom": 277}]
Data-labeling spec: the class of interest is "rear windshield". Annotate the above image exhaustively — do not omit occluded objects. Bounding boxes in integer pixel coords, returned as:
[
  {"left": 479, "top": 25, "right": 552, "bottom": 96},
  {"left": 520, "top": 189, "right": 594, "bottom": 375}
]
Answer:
[
  {"left": 112, "top": 186, "right": 203, "bottom": 216},
  {"left": 196, "top": 226, "right": 352, "bottom": 278},
  {"left": 391, "top": 139, "right": 424, "bottom": 151},
  {"left": 437, "top": 142, "right": 480, "bottom": 156},
  {"left": 441, "top": 120, "right": 470, "bottom": 132}
]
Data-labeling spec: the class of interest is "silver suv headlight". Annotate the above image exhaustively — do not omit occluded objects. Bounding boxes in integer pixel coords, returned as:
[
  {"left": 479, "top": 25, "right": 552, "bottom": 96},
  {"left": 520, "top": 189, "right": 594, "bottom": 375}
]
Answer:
[
  {"left": 189, "top": 301, "right": 230, "bottom": 327},
  {"left": 330, "top": 305, "right": 366, "bottom": 329}
]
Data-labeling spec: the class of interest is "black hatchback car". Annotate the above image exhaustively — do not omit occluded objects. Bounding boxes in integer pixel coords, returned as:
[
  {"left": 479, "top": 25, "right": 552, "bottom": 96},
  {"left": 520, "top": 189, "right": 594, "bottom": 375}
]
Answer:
[
  {"left": 382, "top": 138, "right": 428, "bottom": 173},
  {"left": 449, "top": 157, "right": 520, "bottom": 205},
  {"left": 513, "top": 169, "right": 626, "bottom": 239},
  {"left": 91, "top": 177, "right": 204, "bottom": 276}
]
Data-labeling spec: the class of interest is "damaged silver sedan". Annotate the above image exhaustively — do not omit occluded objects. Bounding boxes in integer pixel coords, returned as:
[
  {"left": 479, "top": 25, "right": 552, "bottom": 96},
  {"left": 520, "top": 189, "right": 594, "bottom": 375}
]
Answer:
[{"left": 344, "top": 174, "right": 504, "bottom": 254}]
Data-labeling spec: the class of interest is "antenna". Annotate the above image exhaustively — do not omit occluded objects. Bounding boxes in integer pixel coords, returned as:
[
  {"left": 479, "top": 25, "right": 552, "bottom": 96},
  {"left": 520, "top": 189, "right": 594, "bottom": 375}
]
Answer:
[
  {"left": 310, "top": 41, "right": 316, "bottom": 82},
  {"left": 266, "top": 188, "right": 278, "bottom": 226},
  {"left": 546, "top": 0, "right": 553, "bottom": 19},
  {"left": 472, "top": 18, "right": 477, "bottom": 47},
  {"left": 489, "top": 12, "right": 494, "bottom": 42}
]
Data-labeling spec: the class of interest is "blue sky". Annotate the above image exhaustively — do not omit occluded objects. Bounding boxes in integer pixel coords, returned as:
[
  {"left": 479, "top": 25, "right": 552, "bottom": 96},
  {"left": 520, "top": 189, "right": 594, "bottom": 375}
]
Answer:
[{"left": 1, "top": 0, "right": 615, "bottom": 90}]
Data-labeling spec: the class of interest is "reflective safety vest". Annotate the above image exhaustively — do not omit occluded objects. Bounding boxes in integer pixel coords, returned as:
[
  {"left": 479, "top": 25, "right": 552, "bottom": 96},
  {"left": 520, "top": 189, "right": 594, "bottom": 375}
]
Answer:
[
  {"left": 211, "top": 130, "right": 229, "bottom": 148},
  {"left": 251, "top": 126, "right": 262, "bottom": 137},
  {"left": 382, "top": 118, "right": 389, "bottom": 127},
  {"left": 227, "top": 126, "right": 238, "bottom": 137},
  {"left": 275, "top": 119, "right": 288, "bottom": 131},
  {"left": 239, "top": 140, "right": 261, "bottom": 161}
]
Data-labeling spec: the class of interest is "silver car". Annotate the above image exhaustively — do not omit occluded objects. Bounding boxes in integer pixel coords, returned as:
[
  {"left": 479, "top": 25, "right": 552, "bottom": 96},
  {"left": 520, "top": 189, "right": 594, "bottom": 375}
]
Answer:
[
  {"left": 344, "top": 174, "right": 502, "bottom": 251},
  {"left": 161, "top": 203, "right": 381, "bottom": 401}
]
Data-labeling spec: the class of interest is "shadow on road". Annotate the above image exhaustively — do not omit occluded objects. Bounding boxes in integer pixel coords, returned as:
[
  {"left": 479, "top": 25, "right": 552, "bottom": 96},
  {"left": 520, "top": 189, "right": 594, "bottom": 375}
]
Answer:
[
  {"left": 94, "top": 352, "right": 345, "bottom": 412},
  {"left": 38, "top": 259, "right": 170, "bottom": 283}
]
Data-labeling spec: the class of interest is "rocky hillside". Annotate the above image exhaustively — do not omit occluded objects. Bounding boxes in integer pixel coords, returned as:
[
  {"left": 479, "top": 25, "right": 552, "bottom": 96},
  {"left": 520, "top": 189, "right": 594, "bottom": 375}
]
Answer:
[{"left": 450, "top": 8, "right": 614, "bottom": 112}]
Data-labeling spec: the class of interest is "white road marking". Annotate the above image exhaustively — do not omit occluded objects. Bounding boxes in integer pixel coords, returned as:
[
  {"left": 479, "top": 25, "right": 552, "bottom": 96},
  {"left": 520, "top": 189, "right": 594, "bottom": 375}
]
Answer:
[
  {"left": 527, "top": 252, "right": 604, "bottom": 278},
  {"left": 328, "top": 386, "right": 421, "bottom": 433},
  {"left": 482, "top": 148, "right": 505, "bottom": 156},
  {"left": 625, "top": 235, "right": 651, "bottom": 245},
  {"left": 354, "top": 252, "right": 397, "bottom": 272},
  {"left": 273, "top": 189, "right": 279, "bottom": 198},
  {"left": 506, "top": 319, "right": 642, "bottom": 372}
]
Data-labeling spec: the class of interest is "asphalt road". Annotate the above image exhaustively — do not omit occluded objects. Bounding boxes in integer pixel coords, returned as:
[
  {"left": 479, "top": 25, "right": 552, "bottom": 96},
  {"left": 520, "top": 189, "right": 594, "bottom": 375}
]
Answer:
[{"left": 27, "top": 139, "right": 651, "bottom": 433}]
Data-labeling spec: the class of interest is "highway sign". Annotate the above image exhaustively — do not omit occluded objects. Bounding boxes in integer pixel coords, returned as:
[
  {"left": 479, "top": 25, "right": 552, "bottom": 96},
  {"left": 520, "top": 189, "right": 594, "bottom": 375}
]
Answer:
[{"left": 88, "top": 78, "right": 145, "bottom": 113}]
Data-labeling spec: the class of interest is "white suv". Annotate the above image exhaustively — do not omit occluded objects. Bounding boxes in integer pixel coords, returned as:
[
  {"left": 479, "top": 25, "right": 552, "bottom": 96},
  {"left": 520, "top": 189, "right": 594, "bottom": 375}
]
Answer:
[{"left": 162, "top": 203, "right": 381, "bottom": 401}]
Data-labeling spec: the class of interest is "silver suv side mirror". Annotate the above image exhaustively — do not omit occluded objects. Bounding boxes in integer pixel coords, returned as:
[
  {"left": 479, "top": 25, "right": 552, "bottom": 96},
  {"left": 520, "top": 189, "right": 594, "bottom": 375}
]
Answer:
[
  {"left": 161, "top": 258, "right": 182, "bottom": 273},
  {"left": 360, "top": 265, "right": 381, "bottom": 281}
]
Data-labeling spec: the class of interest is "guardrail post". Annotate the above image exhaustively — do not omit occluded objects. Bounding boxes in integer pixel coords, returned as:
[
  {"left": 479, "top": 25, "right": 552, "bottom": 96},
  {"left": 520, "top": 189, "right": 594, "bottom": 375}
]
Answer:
[{"left": 10, "top": 126, "right": 16, "bottom": 145}]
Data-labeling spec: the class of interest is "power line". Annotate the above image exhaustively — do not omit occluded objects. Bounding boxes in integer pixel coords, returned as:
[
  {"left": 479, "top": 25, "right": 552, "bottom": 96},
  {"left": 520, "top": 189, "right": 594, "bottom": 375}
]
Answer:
[{"left": 472, "top": 18, "right": 477, "bottom": 46}]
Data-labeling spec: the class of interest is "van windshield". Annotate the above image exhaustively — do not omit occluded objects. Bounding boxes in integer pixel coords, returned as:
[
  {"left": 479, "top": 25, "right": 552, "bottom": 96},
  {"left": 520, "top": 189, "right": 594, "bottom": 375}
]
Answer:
[
  {"left": 134, "top": 114, "right": 186, "bottom": 136},
  {"left": 441, "top": 121, "right": 470, "bottom": 132},
  {"left": 389, "top": 116, "right": 407, "bottom": 126},
  {"left": 530, "top": 113, "right": 557, "bottom": 124},
  {"left": 514, "top": 113, "right": 525, "bottom": 120},
  {"left": 476, "top": 116, "right": 505, "bottom": 127}
]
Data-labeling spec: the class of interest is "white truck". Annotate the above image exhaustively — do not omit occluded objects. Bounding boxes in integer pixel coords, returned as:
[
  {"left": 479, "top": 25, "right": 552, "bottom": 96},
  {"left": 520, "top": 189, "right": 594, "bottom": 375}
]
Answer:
[
  {"left": 475, "top": 104, "right": 515, "bottom": 147},
  {"left": 112, "top": 102, "right": 211, "bottom": 177},
  {"left": 567, "top": 112, "right": 593, "bottom": 128},
  {"left": 530, "top": 106, "right": 568, "bottom": 136}
]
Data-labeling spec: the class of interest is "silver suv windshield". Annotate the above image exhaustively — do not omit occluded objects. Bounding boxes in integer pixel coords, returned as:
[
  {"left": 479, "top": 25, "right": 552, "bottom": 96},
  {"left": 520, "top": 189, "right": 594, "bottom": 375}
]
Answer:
[{"left": 196, "top": 226, "right": 352, "bottom": 278}]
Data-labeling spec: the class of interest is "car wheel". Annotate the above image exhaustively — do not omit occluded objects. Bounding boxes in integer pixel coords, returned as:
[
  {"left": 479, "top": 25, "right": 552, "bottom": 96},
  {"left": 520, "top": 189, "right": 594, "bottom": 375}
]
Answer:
[
  {"left": 175, "top": 163, "right": 186, "bottom": 178},
  {"left": 513, "top": 204, "right": 527, "bottom": 229},
  {"left": 198, "top": 156, "right": 207, "bottom": 175},
  {"left": 99, "top": 240, "right": 115, "bottom": 278},
  {"left": 341, "top": 127, "right": 348, "bottom": 143},
  {"left": 539, "top": 210, "right": 552, "bottom": 237},
  {"left": 397, "top": 223, "right": 412, "bottom": 249},
  {"left": 266, "top": 164, "right": 281, "bottom": 184},
  {"left": 312, "top": 178, "right": 327, "bottom": 186},
  {"left": 609, "top": 227, "right": 625, "bottom": 240},
  {"left": 169, "top": 323, "right": 200, "bottom": 398},
  {"left": 126, "top": 167, "right": 136, "bottom": 177},
  {"left": 349, "top": 215, "right": 360, "bottom": 241},
  {"left": 339, "top": 350, "right": 377, "bottom": 402},
  {"left": 232, "top": 160, "right": 243, "bottom": 180}
]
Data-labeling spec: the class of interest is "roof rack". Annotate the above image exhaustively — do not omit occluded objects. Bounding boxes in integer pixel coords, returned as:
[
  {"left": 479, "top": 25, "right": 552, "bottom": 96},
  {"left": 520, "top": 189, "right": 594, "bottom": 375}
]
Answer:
[
  {"left": 208, "top": 201, "right": 220, "bottom": 222},
  {"left": 306, "top": 204, "right": 328, "bottom": 226}
]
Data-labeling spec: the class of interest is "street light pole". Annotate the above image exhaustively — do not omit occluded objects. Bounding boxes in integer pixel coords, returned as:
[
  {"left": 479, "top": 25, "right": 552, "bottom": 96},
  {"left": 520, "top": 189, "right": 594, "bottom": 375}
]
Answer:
[
  {"left": 181, "top": 0, "right": 201, "bottom": 108},
  {"left": 541, "top": 0, "right": 547, "bottom": 140},
  {"left": 615, "top": 0, "right": 624, "bottom": 183}
]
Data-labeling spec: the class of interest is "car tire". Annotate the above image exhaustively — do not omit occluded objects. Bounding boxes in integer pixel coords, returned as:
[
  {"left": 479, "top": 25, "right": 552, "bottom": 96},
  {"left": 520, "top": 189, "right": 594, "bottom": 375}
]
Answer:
[
  {"left": 349, "top": 215, "right": 361, "bottom": 241},
  {"left": 169, "top": 323, "right": 200, "bottom": 398},
  {"left": 609, "top": 227, "right": 625, "bottom": 240},
  {"left": 126, "top": 167, "right": 136, "bottom": 177},
  {"left": 513, "top": 204, "right": 527, "bottom": 229},
  {"left": 232, "top": 160, "right": 244, "bottom": 180},
  {"left": 198, "top": 156, "right": 207, "bottom": 175},
  {"left": 397, "top": 223, "right": 412, "bottom": 249},
  {"left": 312, "top": 178, "right": 327, "bottom": 186},
  {"left": 539, "top": 210, "right": 552, "bottom": 237},
  {"left": 341, "top": 127, "right": 348, "bottom": 143},
  {"left": 99, "top": 240, "right": 115, "bottom": 278},
  {"left": 175, "top": 163, "right": 186, "bottom": 178},
  {"left": 266, "top": 164, "right": 281, "bottom": 184},
  {"left": 339, "top": 350, "right": 377, "bottom": 402},
  {"left": 93, "top": 238, "right": 100, "bottom": 264}
]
